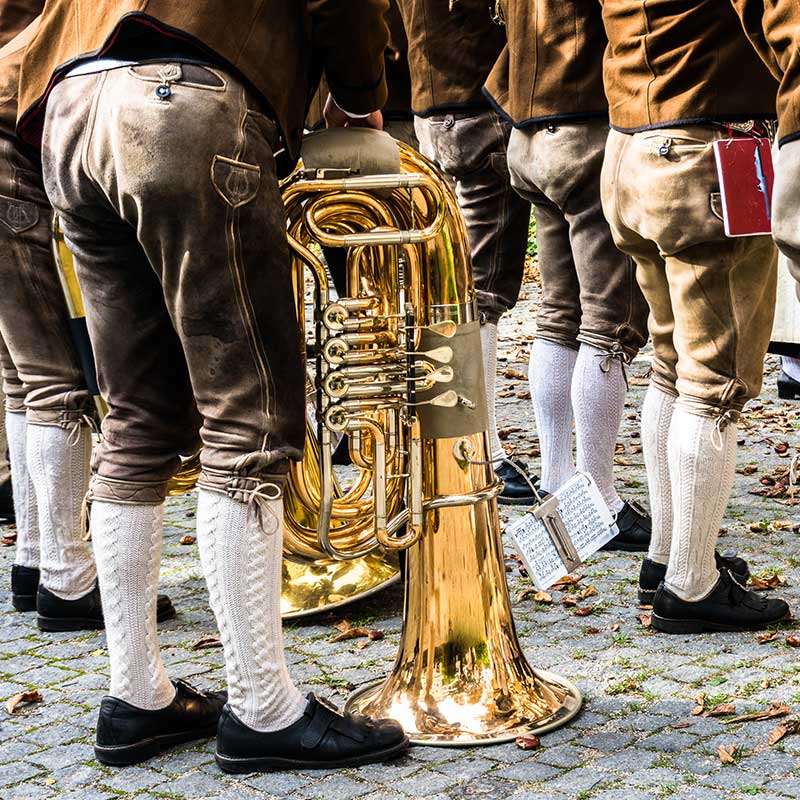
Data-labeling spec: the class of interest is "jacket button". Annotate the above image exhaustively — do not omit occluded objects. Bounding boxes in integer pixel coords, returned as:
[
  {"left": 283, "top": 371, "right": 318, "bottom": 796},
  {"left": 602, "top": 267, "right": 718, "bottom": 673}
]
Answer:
[
  {"left": 443, "top": 114, "right": 455, "bottom": 130},
  {"left": 155, "top": 84, "right": 171, "bottom": 100}
]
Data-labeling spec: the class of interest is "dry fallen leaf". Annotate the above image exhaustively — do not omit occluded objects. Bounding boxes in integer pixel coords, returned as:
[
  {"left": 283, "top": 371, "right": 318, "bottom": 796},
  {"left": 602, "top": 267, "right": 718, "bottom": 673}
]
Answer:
[
  {"left": 610, "top": 623, "right": 621, "bottom": 632},
  {"left": 724, "top": 702, "right": 789, "bottom": 725},
  {"left": 6, "top": 690, "right": 43, "bottom": 715},
  {"left": 574, "top": 607, "right": 594, "bottom": 617},
  {"left": 672, "top": 722, "right": 692, "bottom": 729},
  {"left": 703, "top": 703, "right": 736, "bottom": 718},
  {"left": 786, "top": 635, "right": 800, "bottom": 648},
  {"left": 192, "top": 636, "right": 223, "bottom": 650},
  {"left": 502, "top": 368, "right": 527, "bottom": 381},
  {"left": 179, "top": 535, "right": 196, "bottom": 545},
  {"left": 1, "top": 530, "right": 17, "bottom": 547},
  {"left": 717, "top": 744, "right": 737, "bottom": 764},
  {"left": 562, "top": 596, "right": 578, "bottom": 607},
  {"left": 330, "top": 623, "right": 385, "bottom": 643},
  {"left": 769, "top": 720, "right": 800, "bottom": 746},
  {"left": 691, "top": 693, "right": 707, "bottom": 716},
  {"left": 583, "top": 627, "right": 602, "bottom": 635},
  {"left": 637, "top": 613, "right": 652, "bottom": 628},
  {"left": 515, "top": 735, "right": 541, "bottom": 751},
  {"left": 757, "top": 631, "right": 780, "bottom": 644},
  {"left": 552, "top": 574, "right": 583, "bottom": 589},
  {"left": 579, "top": 585, "right": 597, "bottom": 600},
  {"left": 751, "top": 574, "right": 789, "bottom": 591},
  {"left": 533, "top": 591, "right": 553, "bottom": 604}
]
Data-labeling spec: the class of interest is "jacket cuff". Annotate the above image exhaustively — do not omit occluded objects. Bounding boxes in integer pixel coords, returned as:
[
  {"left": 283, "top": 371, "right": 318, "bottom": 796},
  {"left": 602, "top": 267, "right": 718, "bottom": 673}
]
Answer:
[{"left": 326, "top": 66, "right": 387, "bottom": 117}]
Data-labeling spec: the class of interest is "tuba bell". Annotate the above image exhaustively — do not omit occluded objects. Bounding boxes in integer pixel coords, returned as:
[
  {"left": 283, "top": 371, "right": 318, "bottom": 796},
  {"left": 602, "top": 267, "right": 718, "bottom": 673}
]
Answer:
[{"left": 283, "top": 128, "right": 582, "bottom": 744}]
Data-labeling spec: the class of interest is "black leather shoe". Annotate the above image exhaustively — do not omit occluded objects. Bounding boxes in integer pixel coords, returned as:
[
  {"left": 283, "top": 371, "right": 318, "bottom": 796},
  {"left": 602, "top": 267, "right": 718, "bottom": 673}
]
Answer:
[
  {"left": 11, "top": 564, "right": 39, "bottom": 612},
  {"left": 496, "top": 459, "right": 541, "bottom": 506},
  {"left": 332, "top": 434, "right": 352, "bottom": 466},
  {"left": 638, "top": 552, "right": 751, "bottom": 605},
  {"left": 95, "top": 679, "right": 227, "bottom": 766},
  {"left": 778, "top": 371, "right": 800, "bottom": 401},
  {"left": 37, "top": 584, "right": 177, "bottom": 632},
  {"left": 0, "top": 478, "right": 14, "bottom": 523},
  {"left": 601, "top": 500, "right": 652, "bottom": 552},
  {"left": 652, "top": 569, "right": 790, "bottom": 633},
  {"left": 216, "top": 693, "right": 409, "bottom": 773}
]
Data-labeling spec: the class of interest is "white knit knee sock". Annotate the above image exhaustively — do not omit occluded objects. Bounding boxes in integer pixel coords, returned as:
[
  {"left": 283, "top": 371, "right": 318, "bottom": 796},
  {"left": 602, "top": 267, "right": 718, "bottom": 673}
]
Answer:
[
  {"left": 6, "top": 412, "right": 39, "bottom": 568},
  {"left": 665, "top": 407, "right": 738, "bottom": 602},
  {"left": 27, "top": 423, "right": 96, "bottom": 599},
  {"left": 92, "top": 501, "right": 175, "bottom": 709},
  {"left": 196, "top": 489, "right": 305, "bottom": 732},
  {"left": 642, "top": 386, "right": 676, "bottom": 565},
  {"left": 529, "top": 339, "right": 577, "bottom": 493},
  {"left": 480, "top": 322, "right": 506, "bottom": 463},
  {"left": 571, "top": 344, "right": 627, "bottom": 513}
]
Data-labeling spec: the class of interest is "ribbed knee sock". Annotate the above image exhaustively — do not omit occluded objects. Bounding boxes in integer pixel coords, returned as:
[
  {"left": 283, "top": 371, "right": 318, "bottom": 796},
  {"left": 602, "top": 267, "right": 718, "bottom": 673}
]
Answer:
[
  {"left": 196, "top": 489, "right": 305, "bottom": 732},
  {"left": 92, "top": 501, "right": 175, "bottom": 709},
  {"left": 571, "top": 344, "right": 627, "bottom": 513},
  {"left": 480, "top": 322, "right": 506, "bottom": 463},
  {"left": 6, "top": 412, "right": 39, "bottom": 568},
  {"left": 642, "top": 386, "right": 676, "bottom": 565},
  {"left": 529, "top": 339, "right": 577, "bottom": 493},
  {"left": 665, "top": 407, "right": 738, "bottom": 601},
  {"left": 27, "top": 423, "right": 96, "bottom": 599}
]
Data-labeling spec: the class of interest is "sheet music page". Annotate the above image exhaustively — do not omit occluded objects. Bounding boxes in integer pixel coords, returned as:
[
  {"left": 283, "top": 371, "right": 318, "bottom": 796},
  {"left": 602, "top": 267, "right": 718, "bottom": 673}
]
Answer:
[{"left": 507, "top": 472, "right": 618, "bottom": 590}]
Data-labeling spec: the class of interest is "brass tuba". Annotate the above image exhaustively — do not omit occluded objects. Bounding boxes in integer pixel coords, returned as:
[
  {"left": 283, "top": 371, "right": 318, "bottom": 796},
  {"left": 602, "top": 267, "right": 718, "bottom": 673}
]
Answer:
[{"left": 283, "top": 128, "right": 582, "bottom": 744}]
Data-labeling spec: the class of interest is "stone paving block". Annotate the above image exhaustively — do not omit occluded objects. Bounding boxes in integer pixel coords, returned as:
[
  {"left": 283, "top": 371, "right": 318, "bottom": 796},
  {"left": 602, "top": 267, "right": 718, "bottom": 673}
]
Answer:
[
  {"left": 764, "top": 777, "right": 800, "bottom": 798},
  {"left": 545, "top": 766, "right": 614, "bottom": 794},
  {"left": 578, "top": 732, "right": 637, "bottom": 752},
  {"left": 100, "top": 764, "right": 171, "bottom": 792},
  {"left": 492, "top": 761, "right": 561, "bottom": 782},
  {"left": 444, "top": 777, "right": 516, "bottom": 799},
  {"left": 699, "top": 767, "right": 768, "bottom": 790},
  {"left": 640, "top": 730, "right": 697, "bottom": 753},
  {"left": 0, "top": 759, "right": 43, "bottom": 787},
  {"left": 433, "top": 755, "right": 498, "bottom": 780},
  {"left": 534, "top": 744, "right": 588, "bottom": 770},
  {"left": 296, "top": 774, "right": 376, "bottom": 799},
  {"left": 596, "top": 748, "right": 660, "bottom": 773},
  {"left": 244, "top": 770, "right": 318, "bottom": 797},
  {"left": 25, "top": 741, "right": 94, "bottom": 771},
  {"left": 591, "top": 790, "right": 658, "bottom": 800},
  {"left": 392, "top": 769, "right": 459, "bottom": 796},
  {"left": 0, "top": 784, "right": 56, "bottom": 800}
]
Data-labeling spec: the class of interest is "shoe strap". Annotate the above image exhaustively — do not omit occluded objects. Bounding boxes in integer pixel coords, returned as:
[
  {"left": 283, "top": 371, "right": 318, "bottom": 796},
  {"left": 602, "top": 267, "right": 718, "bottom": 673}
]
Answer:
[{"left": 301, "top": 696, "right": 367, "bottom": 748}]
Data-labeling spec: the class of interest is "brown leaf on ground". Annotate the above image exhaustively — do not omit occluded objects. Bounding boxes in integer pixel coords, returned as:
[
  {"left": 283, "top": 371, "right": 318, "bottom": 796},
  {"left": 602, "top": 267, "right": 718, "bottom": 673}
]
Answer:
[
  {"left": 497, "top": 427, "right": 523, "bottom": 440},
  {"left": 610, "top": 623, "right": 621, "bottom": 632},
  {"left": 179, "top": 535, "right": 196, "bottom": 545},
  {"left": 332, "top": 620, "right": 352, "bottom": 633},
  {"left": 6, "top": 690, "right": 43, "bottom": 715},
  {"left": 691, "top": 693, "right": 707, "bottom": 716},
  {"left": 703, "top": 703, "right": 736, "bottom": 718},
  {"left": 562, "top": 597, "right": 579, "bottom": 607},
  {"left": 724, "top": 702, "right": 790, "bottom": 725},
  {"left": 533, "top": 591, "right": 553, "bottom": 604},
  {"left": 515, "top": 735, "right": 541, "bottom": 751},
  {"left": 1, "top": 535, "right": 16, "bottom": 547},
  {"left": 769, "top": 720, "right": 800, "bottom": 746},
  {"left": 740, "top": 465, "right": 758, "bottom": 475},
  {"left": 775, "top": 442, "right": 790, "bottom": 454},
  {"left": 672, "top": 722, "right": 693, "bottom": 729},
  {"left": 579, "top": 585, "right": 597, "bottom": 600},
  {"left": 757, "top": 631, "right": 780, "bottom": 644},
  {"left": 574, "top": 607, "right": 594, "bottom": 617},
  {"left": 192, "top": 636, "right": 223, "bottom": 650},
  {"left": 750, "top": 574, "right": 789, "bottom": 591},
  {"left": 717, "top": 744, "right": 737, "bottom": 764},
  {"left": 583, "top": 627, "right": 601, "bottom": 635},
  {"left": 552, "top": 574, "right": 583, "bottom": 589},
  {"left": 637, "top": 613, "right": 652, "bottom": 628},
  {"left": 330, "top": 623, "right": 384, "bottom": 643},
  {"left": 502, "top": 369, "right": 527, "bottom": 381},
  {"left": 786, "top": 634, "right": 800, "bottom": 648}
]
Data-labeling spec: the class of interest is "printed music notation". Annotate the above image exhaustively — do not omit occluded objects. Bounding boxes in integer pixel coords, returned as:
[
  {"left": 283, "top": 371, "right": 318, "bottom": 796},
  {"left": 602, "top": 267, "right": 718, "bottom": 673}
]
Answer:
[{"left": 507, "top": 472, "right": 617, "bottom": 590}]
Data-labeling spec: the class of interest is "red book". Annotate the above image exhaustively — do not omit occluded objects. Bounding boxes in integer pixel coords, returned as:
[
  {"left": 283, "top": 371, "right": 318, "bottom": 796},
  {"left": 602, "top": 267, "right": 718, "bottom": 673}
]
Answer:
[{"left": 713, "top": 137, "right": 774, "bottom": 237}]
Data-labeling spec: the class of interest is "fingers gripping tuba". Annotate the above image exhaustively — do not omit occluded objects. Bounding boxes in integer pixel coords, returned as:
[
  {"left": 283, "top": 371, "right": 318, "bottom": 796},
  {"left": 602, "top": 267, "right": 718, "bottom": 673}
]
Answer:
[{"left": 283, "top": 129, "right": 581, "bottom": 744}]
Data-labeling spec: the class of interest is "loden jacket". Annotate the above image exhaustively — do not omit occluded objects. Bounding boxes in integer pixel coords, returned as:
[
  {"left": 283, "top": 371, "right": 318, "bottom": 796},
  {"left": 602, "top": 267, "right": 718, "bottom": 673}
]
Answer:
[
  {"left": 307, "top": 0, "right": 411, "bottom": 129},
  {"left": 601, "top": 0, "right": 778, "bottom": 132},
  {"left": 729, "top": 0, "right": 800, "bottom": 146},
  {"left": 15, "top": 0, "right": 390, "bottom": 164},
  {"left": 483, "top": 0, "right": 608, "bottom": 127},
  {"left": 0, "top": 0, "right": 42, "bottom": 139},
  {"left": 396, "top": 0, "right": 505, "bottom": 117}
]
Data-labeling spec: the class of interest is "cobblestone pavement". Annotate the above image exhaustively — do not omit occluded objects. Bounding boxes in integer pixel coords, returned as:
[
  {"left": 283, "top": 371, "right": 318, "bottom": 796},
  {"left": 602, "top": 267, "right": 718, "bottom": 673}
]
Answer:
[{"left": 1, "top": 283, "right": 799, "bottom": 800}]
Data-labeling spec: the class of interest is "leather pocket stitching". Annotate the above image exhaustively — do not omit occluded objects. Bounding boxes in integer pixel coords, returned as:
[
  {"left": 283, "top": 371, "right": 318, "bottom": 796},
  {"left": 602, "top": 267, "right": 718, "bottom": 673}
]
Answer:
[
  {"left": 0, "top": 194, "right": 39, "bottom": 233},
  {"left": 710, "top": 192, "right": 724, "bottom": 222},
  {"left": 211, "top": 156, "right": 261, "bottom": 209}
]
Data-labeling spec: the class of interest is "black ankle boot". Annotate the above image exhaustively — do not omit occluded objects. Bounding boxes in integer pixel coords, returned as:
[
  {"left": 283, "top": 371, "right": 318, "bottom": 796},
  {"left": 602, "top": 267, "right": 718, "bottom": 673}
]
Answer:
[
  {"left": 601, "top": 500, "right": 652, "bottom": 551},
  {"left": 0, "top": 478, "right": 14, "bottom": 523},
  {"left": 216, "top": 694, "right": 409, "bottom": 773},
  {"left": 652, "top": 569, "right": 790, "bottom": 633},
  {"left": 496, "top": 459, "right": 541, "bottom": 506},
  {"left": 95, "top": 680, "right": 227, "bottom": 766},
  {"left": 37, "top": 584, "right": 177, "bottom": 632},
  {"left": 638, "top": 552, "right": 750, "bottom": 604},
  {"left": 11, "top": 565, "right": 39, "bottom": 611}
]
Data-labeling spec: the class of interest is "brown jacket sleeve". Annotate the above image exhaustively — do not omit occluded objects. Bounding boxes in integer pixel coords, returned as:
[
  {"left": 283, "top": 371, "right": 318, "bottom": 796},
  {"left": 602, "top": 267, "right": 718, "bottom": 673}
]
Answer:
[
  {"left": 729, "top": 0, "right": 782, "bottom": 80},
  {"left": 308, "top": 0, "right": 390, "bottom": 114}
]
